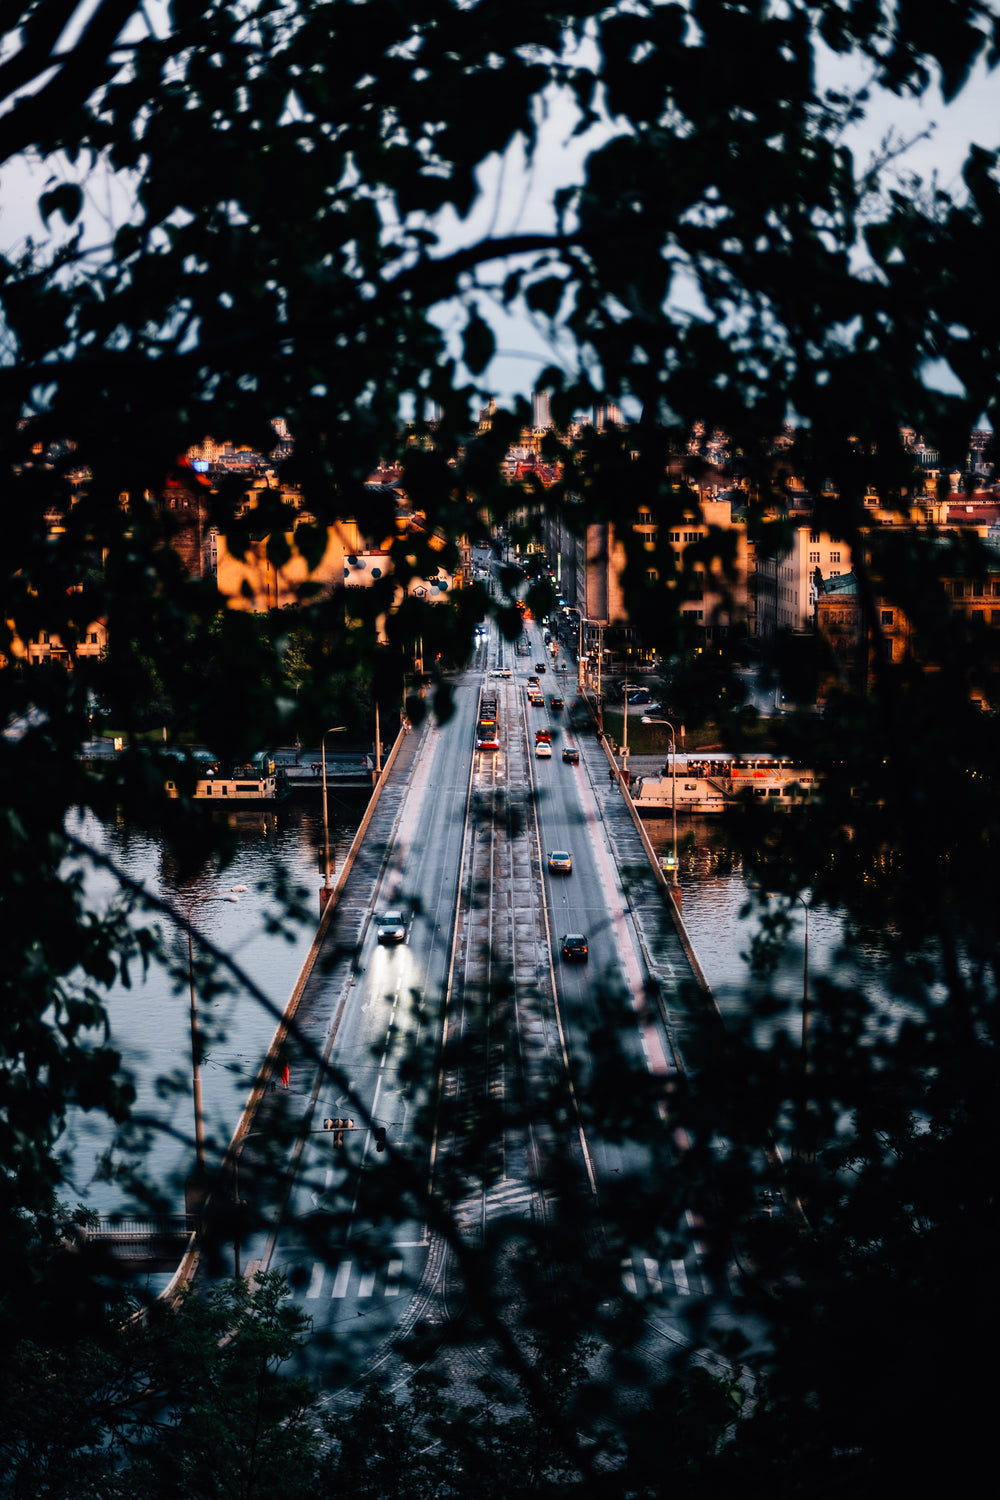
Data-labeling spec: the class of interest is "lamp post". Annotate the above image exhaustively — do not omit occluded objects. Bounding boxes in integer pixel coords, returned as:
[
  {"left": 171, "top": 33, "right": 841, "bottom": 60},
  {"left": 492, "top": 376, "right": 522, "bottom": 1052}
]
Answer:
[
  {"left": 622, "top": 648, "right": 629, "bottom": 770},
  {"left": 321, "top": 725, "right": 347, "bottom": 909},
  {"left": 185, "top": 887, "right": 246, "bottom": 1186},
  {"left": 793, "top": 892, "right": 810, "bottom": 1067},
  {"left": 642, "top": 717, "right": 680, "bottom": 891}
]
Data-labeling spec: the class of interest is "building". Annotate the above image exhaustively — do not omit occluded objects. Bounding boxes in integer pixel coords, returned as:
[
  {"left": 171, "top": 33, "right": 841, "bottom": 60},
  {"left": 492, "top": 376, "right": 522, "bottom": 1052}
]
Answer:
[{"left": 752, "top": 522, "right": 849, "bottom": 642}]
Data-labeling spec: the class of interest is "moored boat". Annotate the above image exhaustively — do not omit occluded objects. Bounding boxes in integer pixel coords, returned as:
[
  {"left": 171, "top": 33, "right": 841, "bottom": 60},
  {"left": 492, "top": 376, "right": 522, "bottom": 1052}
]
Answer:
[
  {"left": 165, "top": 752, "right": 289, "bottom": 804},
  {"left": 632, "top": 757, "right": 817, "bottom": 815}
]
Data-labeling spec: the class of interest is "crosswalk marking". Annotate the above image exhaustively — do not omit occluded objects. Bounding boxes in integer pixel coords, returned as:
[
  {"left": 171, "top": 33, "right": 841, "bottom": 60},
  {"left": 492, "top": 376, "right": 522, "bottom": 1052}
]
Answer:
[
  {"left": 642, "top": 1257, "right": 661, "bottom": 1294},
  {"left": 331, "top": 1260, "right": 351, "bottom": 1298},
  {"left": 615, "top": 1253, "right": 713, "bottom": 1299},
  {"left": 307, "top": 1262, "right": 325, "bottom": 1299},
  {"left": 386, "top": 1258, "right": 403, "bottom": 1296},
  {"left": 357, "top": 1268, "right": 377, "bottom": 1298}
]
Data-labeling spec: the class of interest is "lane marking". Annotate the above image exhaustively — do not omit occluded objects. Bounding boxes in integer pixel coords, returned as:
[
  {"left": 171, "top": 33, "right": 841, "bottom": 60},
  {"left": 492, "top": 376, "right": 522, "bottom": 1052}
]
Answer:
[{"left": 330, "top": 1260, "right": 351, "bottom": 1298}]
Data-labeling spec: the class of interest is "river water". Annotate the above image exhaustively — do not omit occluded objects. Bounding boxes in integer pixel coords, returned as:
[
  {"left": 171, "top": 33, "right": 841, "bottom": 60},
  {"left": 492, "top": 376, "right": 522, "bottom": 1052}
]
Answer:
[
  {"left": 643, "top": 815, "right": 891, "bottom": 1043},
  {"left": 62, "top": 798, "right": 882, "bottom": 1218},
  {"left": 61, "top": 795, "right": 368, "bottom": 1217}
]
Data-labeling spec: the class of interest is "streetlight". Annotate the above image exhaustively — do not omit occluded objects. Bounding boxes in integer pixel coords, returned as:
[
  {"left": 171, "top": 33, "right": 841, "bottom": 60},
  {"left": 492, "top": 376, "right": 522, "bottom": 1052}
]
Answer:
[
  {"left": 321, "top": 726, "right": 348, "bottom": 909},
  {"left": 185, "top": 887, "right": 247, "bottom": 1187},
  {"left": 756, "top": 888, "right": 811, "bottom": 1163},
  {"left": 622, "top": 646, "right": 630, "bottom": 769},
  {"left": 793, "top": 891, "right": 810, "bottom": 1068},
  {"left": 642, "top": 717, "right": 680, "bottom": 891}
]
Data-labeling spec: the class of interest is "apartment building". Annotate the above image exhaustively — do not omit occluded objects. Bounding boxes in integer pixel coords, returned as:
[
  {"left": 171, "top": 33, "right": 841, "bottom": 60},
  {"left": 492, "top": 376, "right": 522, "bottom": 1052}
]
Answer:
[{"left": 752, "top": 523, "right": 849, "bottom": 641}]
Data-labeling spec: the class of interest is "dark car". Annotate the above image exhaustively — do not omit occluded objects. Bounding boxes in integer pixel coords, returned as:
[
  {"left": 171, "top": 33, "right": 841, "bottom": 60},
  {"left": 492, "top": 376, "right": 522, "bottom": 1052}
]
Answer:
[
  {"left": 562, "top": 745, "right": 579, "bottom": 764},
  {"left": 550, "top": 695, "right": 564, "bottom": 710},
  {"left": 535, "top": 661, "right": 547, "bottom": 673},
  {"left": 561, "top": 933, "right": 588, "bottom": 961}
]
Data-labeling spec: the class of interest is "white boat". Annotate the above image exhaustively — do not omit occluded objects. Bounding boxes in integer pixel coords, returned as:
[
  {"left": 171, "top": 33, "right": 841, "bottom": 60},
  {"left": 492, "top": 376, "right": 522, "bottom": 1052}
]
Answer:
[
  {"left": 165, "top": 753, "right": 288, "bottom": 803},
  {"left": 632, "top": 757, "right": 817, "bottom": 815}
]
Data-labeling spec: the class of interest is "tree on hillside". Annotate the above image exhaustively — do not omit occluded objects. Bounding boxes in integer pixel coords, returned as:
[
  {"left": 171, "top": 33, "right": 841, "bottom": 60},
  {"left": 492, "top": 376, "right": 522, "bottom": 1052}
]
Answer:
[{"left": 2, "top": 2, "right": 1000, "bottom": 1493}]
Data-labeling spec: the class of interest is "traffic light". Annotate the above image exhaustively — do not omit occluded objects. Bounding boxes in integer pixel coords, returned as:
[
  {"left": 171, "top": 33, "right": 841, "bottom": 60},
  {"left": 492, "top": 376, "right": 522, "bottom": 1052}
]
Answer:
[
  {"left": 323, "top": 1117, "right": 353, "bottom": 1147},
  {"left": 372, "top": 1126, "right": 387, "bottom": 1153}
]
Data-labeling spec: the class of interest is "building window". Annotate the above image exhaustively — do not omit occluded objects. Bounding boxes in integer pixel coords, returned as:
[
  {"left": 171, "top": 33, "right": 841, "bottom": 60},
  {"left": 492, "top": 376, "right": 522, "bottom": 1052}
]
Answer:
[
  {"left": 810, "top": 530, "right": 820, "bottom": 543},
  {"left": 953, "top": 581, "right": 965, "bottom": 598},
  {"left": 646, "top": 568, "right": 658, "bottom": 584},
  {"left": 89, "top": 632, "right": 98, "bottom": 644},
  {"left": 809, "top": 551, "right": 820, "bottom": 563},
  {"left": 830, "top": 551, "right": 841, "bottom": 563},
  {"left": 881, "top": 610, "right": 893, "bottom": 626},
  {"left": 973, "top": 580, "right": 984, "bottom": 598}
]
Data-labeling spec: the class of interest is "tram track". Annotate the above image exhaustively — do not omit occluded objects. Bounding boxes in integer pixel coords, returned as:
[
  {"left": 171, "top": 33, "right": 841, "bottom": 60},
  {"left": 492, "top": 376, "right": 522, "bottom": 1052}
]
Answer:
[{"left": 436, "top": 645, "right": 591, "bottom": 1251}]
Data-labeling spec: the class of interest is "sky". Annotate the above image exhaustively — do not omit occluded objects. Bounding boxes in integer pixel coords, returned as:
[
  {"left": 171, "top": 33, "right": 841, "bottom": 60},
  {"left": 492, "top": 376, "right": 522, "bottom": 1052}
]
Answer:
[{"left": 2, "top": 11, "right": 1000, "bottom": 407}]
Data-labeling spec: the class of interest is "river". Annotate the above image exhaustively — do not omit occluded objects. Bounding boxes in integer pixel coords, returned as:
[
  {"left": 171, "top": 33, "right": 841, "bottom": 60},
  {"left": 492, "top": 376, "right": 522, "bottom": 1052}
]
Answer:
[
  {"left": 61, "top": 797, "right": 883, "bottom": 1219},
  {"left": 61, "top": 794, "right": 368, "bottom": 1217}
]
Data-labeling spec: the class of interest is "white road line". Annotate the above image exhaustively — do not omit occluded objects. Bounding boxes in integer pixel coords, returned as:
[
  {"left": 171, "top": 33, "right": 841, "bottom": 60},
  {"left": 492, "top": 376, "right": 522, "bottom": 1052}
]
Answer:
[
  {"left": 621, "top": 1257, "right": 638, "bottom": 1294},
  {"left": 643, "top": 1256, "right": 662, "bottom": 1294},
  {"left": 330, "top": 1260, "right": 351, "bottom": 1298},
  {"left": 385, "top": 1258, "right": 403, "bottom": 1296},
  {"left": 306, "top": 1262, "right": 325, "bottom": 1299},
  {"left": 357, "top": 1268, "right": 377, "bottom": 1298},
  {"left": 671, "top": 1259, "right": 690, "bottom": 1295}
]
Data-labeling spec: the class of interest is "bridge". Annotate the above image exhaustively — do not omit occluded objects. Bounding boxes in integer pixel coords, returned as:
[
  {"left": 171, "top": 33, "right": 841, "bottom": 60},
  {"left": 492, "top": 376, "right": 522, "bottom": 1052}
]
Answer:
[{"left": 139, "top": 620, "right": 722, "bottom": 1353}]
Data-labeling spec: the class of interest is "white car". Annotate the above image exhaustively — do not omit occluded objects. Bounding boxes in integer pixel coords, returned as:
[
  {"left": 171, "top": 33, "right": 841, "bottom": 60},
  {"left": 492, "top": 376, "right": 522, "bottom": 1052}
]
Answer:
[
  {"left": 376, "top": 911, "right": 406, "bottom": 944},
  {"left": 535, "top": 742, "right": 552, "bottom": 758}
]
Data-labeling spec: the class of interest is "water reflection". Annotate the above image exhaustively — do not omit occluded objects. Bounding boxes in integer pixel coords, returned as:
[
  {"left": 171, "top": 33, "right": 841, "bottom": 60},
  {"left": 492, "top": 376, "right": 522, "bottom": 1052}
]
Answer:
[
  {"left": 61, "top": 797, "right": 367, "bottom": 1216},
  {"left": 643, "top": 815, "right": 892, "bottom": 1045}
]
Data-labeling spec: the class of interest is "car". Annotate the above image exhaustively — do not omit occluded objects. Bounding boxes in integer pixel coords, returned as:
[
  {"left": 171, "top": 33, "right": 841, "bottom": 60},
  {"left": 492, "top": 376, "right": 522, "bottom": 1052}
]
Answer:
[
  {"left": 535, "top": 728, "right": 551, "bottom": 743},
  {"left": 535, "top": 741, "right": 552, "bottom": 758},
  {"left": 528, "top": 691, "right": 544, "bottom": 705},
  {"left": 501, "top": 667, "right": 512, "bottom": 678},
  {"left": 562, "top": 746, "right": 579, "bottom": 764},
  {"left": 527, "top": 676, "right": 539, "bottom": 686},
  {"left": 561, "top": 933, "right": 588, "bottom": 961},
  {"left": 549, "top": 696, "right": 564, "bottom": 710},
  {"left": 535, "top": 661, "right": 546, "bottom": 673},
  {"left": 376, "top": 910, "right": 406, "bottom": 944},
  {"left": 548, "top": 850, "right": 572, "bottom": 873}
]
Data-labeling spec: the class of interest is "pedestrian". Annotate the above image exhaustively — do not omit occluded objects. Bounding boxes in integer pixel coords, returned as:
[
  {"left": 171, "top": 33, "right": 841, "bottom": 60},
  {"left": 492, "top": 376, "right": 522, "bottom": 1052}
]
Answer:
[
  {"left": 280, "top": 1062, "right": 290, "bottom": 1089},
  {"left": 609, "top": 768, "right": 616, "bottom": 788}
]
